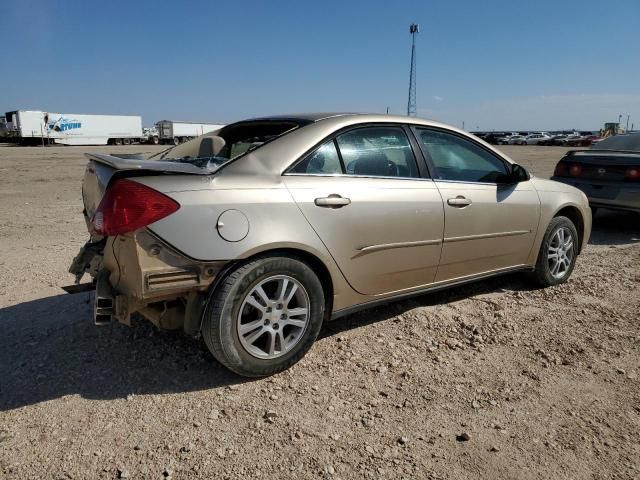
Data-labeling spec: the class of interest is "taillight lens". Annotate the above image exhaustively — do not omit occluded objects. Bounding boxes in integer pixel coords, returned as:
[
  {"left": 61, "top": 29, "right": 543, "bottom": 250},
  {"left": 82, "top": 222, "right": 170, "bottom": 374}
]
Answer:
[
  {"left": 554, "top": 162, "right": 569, "bottom": 176},
  {"left": 92, "top": 179, "right": 180, "bottom": 236},
  {"left": 625, "top": 167, "right": 640, "bottom": 181},
  {"left": 569, "top": 164, "right": 583, "bottom": 177}
]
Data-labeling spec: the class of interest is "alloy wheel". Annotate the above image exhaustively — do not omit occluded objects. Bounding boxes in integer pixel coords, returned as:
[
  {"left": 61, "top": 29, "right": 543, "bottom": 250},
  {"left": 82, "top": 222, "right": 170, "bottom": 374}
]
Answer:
[
  {"left": 547, "top": 227, "right": 574, "bottom": 279},
  {"left": 237, "top": 275, "right": 310, "bottom": 359}
]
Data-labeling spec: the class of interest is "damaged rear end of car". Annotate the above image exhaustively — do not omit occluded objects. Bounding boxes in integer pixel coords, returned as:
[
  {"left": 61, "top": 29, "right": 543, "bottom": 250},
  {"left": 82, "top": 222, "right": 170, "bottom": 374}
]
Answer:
[
  {"left": 69, "top": 153, "right": 228, "bottom": 333},
  {"left": 69, "top": 118, "right": 309, "bottom": 335}
]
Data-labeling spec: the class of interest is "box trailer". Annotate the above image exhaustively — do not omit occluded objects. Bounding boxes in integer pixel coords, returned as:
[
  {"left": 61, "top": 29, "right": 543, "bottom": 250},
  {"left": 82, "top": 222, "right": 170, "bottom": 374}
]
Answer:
[
  {"left": 4, "top": 110, "right": 143, "bottom": 146},
  {"left": 156, "top": 120, "right": 225, "bottom": 145}
]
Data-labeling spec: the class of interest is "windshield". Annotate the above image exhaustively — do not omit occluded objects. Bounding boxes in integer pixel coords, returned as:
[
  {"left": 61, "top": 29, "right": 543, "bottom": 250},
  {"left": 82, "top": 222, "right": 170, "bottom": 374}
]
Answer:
[{"left": 149, "top": 120, "right": 305, "bottom": 172}]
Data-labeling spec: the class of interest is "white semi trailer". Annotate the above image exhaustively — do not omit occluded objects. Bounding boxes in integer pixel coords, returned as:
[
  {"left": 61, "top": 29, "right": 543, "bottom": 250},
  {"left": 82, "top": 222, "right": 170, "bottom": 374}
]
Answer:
[
  {"left": 156, "top": 120, "right": 225, "bottom": 145},
  {"left": 4, "top": 110, "right": 143, "bottom": 146}
]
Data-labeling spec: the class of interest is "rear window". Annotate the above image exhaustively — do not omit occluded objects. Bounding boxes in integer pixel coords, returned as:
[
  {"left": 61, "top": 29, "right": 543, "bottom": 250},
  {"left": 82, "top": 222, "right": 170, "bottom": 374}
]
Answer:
[{"left": 151, "top": 120, "right": 308, "bottom": 170}]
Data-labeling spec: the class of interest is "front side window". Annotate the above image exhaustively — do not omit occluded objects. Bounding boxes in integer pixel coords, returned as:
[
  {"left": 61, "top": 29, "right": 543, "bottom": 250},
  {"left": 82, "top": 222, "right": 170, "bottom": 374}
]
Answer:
[
  {"left": 336, "top": 127, "right": 419, "bottom": 178},
  {"left": 416, "top": 128, "right": 509, "bottom": 183}
]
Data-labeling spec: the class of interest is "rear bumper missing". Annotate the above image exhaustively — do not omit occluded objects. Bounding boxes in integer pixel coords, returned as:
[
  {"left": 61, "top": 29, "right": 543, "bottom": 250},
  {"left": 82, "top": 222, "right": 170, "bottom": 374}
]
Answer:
[{"left": 71, "top": 229, "right": 229, "bottom": 332}]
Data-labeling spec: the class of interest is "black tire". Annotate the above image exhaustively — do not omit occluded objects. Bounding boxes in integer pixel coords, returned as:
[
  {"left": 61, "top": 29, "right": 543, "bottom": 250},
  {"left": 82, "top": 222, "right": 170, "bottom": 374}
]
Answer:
[
  {"left": 202, "top": 255, "right": 325, "bottom": 377},
  {"left": 151, "top": 136, "right": 159, "bottom": 145},
  {"left": 123, "top": 138, "right": 131, "bottom": 145},
  {"left": 531, "top": 216, "right": 579, "bottom": 287},
  {"left": 172, "top": 137, "right": 180, "bottom": 145},
  {"left": 114, "top": 138, "right": 123, "bottom": 146}
]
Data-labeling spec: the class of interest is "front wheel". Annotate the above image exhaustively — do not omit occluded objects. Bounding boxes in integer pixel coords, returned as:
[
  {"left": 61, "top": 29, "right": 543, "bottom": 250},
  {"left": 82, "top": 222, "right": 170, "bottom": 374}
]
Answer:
[
  {"left": 532, "top": 216, "right": 578, "bottom": 286},
  {"left": 202, "top": 256, "right": 325, "bottom": 377}
]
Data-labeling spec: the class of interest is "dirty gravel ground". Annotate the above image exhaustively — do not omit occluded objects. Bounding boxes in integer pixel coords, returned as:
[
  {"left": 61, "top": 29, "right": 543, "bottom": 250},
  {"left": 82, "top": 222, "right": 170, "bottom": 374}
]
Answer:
[{"left": 0, "top": 144, "right": 638, "bottom": 480}]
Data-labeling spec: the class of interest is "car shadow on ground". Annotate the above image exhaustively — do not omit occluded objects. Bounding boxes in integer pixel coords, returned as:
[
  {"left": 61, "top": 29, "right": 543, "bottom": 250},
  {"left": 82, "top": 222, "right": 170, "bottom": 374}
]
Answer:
[
  {"left": 2, "top": 209, "right": 635, "bottom": 411},
  {"left": 588, "top": 209, "right": 640, "bottom": 246},
  {"left": 0, "top": 293, "right": 245, "bottom": 412},
  {"left": 320, "top": 271, "right": 530, "bottom": 339}
]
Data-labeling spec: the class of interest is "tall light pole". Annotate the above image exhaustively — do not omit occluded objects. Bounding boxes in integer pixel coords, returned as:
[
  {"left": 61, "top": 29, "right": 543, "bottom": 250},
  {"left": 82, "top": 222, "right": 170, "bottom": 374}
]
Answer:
[{"left": 407, "top": 23, "right": 419, "bottom": 117}]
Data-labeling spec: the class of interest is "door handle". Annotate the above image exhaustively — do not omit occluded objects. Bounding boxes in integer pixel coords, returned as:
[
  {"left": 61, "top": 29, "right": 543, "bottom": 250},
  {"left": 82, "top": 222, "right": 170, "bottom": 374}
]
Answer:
[
  {"left": 447, "top": 196, "right": 472, "bottom": 207},
  {"left": 314, "top": 194, "right": 351, "bottom": 208}
]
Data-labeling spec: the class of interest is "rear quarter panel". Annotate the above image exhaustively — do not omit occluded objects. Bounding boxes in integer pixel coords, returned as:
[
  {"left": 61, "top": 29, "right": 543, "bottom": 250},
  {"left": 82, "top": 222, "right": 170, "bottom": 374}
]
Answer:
[{"left": 132, "top": 172, "right": 359, "bottom": 311}]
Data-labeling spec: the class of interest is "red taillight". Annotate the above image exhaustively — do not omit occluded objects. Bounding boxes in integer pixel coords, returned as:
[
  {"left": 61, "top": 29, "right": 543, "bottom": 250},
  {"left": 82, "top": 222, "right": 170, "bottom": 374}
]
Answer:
[
  {"left": 625, "top": 167, "right": 640, "bottom": 181},
  {"left": 554, "top": 162, "right": 569, "bottom": 176},
  {"left": 569, "top": 164, "right": 583, "bottom": 177},
  {"left": 92, "top": 179, "right": 180, "bottom": 236}
]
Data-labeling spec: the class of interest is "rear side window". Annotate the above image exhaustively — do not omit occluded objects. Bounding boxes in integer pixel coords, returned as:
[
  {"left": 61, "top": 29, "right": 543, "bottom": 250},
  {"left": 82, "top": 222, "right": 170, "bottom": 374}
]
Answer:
[
  {"left": 289, "top": 125, "right": 421, "bottom": 178},
  {"left": 290, "top": 140, "right": 342, "bottom": 174},
  {"left": 337, "top": 127, "right": 419, "bottom": 178},
  {"left": 416, "top": 128, "right": 509, "bottom": 183}
]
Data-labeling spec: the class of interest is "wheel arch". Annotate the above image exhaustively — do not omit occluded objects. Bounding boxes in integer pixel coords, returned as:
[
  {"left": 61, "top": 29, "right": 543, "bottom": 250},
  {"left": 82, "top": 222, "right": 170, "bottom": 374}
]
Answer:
[
  {"left": 554, "top": 205, "right": 585, "bottom": 252},
  {"left": 527, "top": 199, "right": 589, "bottom": 266},
  {"left": 199, "top": 246, "right": 335, "bottom": 334}
]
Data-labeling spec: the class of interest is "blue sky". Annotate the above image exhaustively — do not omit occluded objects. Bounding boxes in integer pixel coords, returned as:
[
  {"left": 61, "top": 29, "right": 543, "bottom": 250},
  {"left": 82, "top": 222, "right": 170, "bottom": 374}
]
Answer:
[{"left": 2, "top": 0, "right": 639, "bottom": 130}]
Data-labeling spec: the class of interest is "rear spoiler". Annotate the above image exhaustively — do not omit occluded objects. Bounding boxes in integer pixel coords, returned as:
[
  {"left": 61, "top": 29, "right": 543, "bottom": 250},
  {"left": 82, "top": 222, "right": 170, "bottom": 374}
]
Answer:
[
  {"left": 566, "top": 150, "right": 640, "bottom": 157},
  {"left": 85, "top": 153, "right": 211, "bottom": 175}
]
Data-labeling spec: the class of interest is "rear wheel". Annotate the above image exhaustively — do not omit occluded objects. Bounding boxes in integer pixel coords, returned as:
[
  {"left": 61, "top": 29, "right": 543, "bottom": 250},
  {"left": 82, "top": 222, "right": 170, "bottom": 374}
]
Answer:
[
  {"left": 172, "top": 137, "right": 180, "bottom": 145},
  {"left": 202, "top": 256, "right": 325, "bottom": 377},
  {"left": 114, "top": 138, "right": 123, "bottom": 146},
  {"left": 532, "top": 216, "right": 578, "bottom": 286},
  {"left": 123, "top": 138, "right": 131, "bottom": 145}
]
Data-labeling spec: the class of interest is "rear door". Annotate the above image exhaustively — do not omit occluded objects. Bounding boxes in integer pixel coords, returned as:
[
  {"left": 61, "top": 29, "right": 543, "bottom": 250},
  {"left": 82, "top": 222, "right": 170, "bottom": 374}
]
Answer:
[
  {"left": 412, "top": 127, "right": 539, "bottom": 282},
  {"left": 284, "top": 125, "right": 444, "bottom": 296}
]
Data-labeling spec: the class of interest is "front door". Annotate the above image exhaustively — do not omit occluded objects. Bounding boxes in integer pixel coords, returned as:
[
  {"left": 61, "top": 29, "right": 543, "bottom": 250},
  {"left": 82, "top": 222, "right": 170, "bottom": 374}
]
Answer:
[
  {"left": 284, "top": 125, "right": 444, "bottom": 296},
  {"left": 413, "top": 127, "right": 540, "bottom": 282}
]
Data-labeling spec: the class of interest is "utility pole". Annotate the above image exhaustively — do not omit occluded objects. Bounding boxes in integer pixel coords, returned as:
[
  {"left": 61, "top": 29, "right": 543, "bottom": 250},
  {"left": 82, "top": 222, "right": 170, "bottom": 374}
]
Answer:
[
  {"left": 626, "top": 115, "right": 630, "bottom": 132},
  {"left": 407, "top": 23, "right": 419, "bottom": 117}
]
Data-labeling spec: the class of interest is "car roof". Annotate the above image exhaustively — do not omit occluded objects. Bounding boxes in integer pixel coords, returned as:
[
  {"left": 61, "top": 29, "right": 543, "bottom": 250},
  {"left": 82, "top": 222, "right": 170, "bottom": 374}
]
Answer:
[
  {"left": 240, "top": 113, "right": 355, "bottom": 123},
  {"left": 234, "top": 112, "right": 451, "bottom": 129},
  {"left": 591, "top": 132, "right": 640, "bottom": 152}
]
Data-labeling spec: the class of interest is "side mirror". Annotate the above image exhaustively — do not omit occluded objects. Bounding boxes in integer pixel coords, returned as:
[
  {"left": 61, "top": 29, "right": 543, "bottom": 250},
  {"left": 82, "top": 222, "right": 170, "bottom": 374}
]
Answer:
[
  {"left": 498, "top": 163, "right": 530, "bottom": 184},
  {"left": 511, "top": 163, "right": 530, "bottom": 182}
]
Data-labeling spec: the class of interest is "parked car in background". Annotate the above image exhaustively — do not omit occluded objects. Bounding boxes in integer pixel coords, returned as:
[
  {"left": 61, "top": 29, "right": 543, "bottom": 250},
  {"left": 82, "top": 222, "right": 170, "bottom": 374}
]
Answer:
[
  {"left": 508, "top": 135, "right": 527, "bottom": 145},
  {"left": 552, "top": 149, "right": 640, "bottom": 214},
  {"left": 524, "top": 134, "right": 551, "bottom": 145},
  {"left": 483, "top": 132, "right": 509, "bottom": 145},
  {"left": 70, "top": 113, "right": 591, "bottom": 377},
  {"left": 470, "top": 132, "right": 488, "bottom": 140},
  {"left": 576, "top": 135, "right": 602, "bottom": 147},
  {"left": 539, "top": 134, "right": 567, "bottom": 146},
  {"left": 497, "top": 132, "right": 521, "bottom": 145},
  {"left": 566, "top": 132, "right": 598, "bottom": 147}
]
